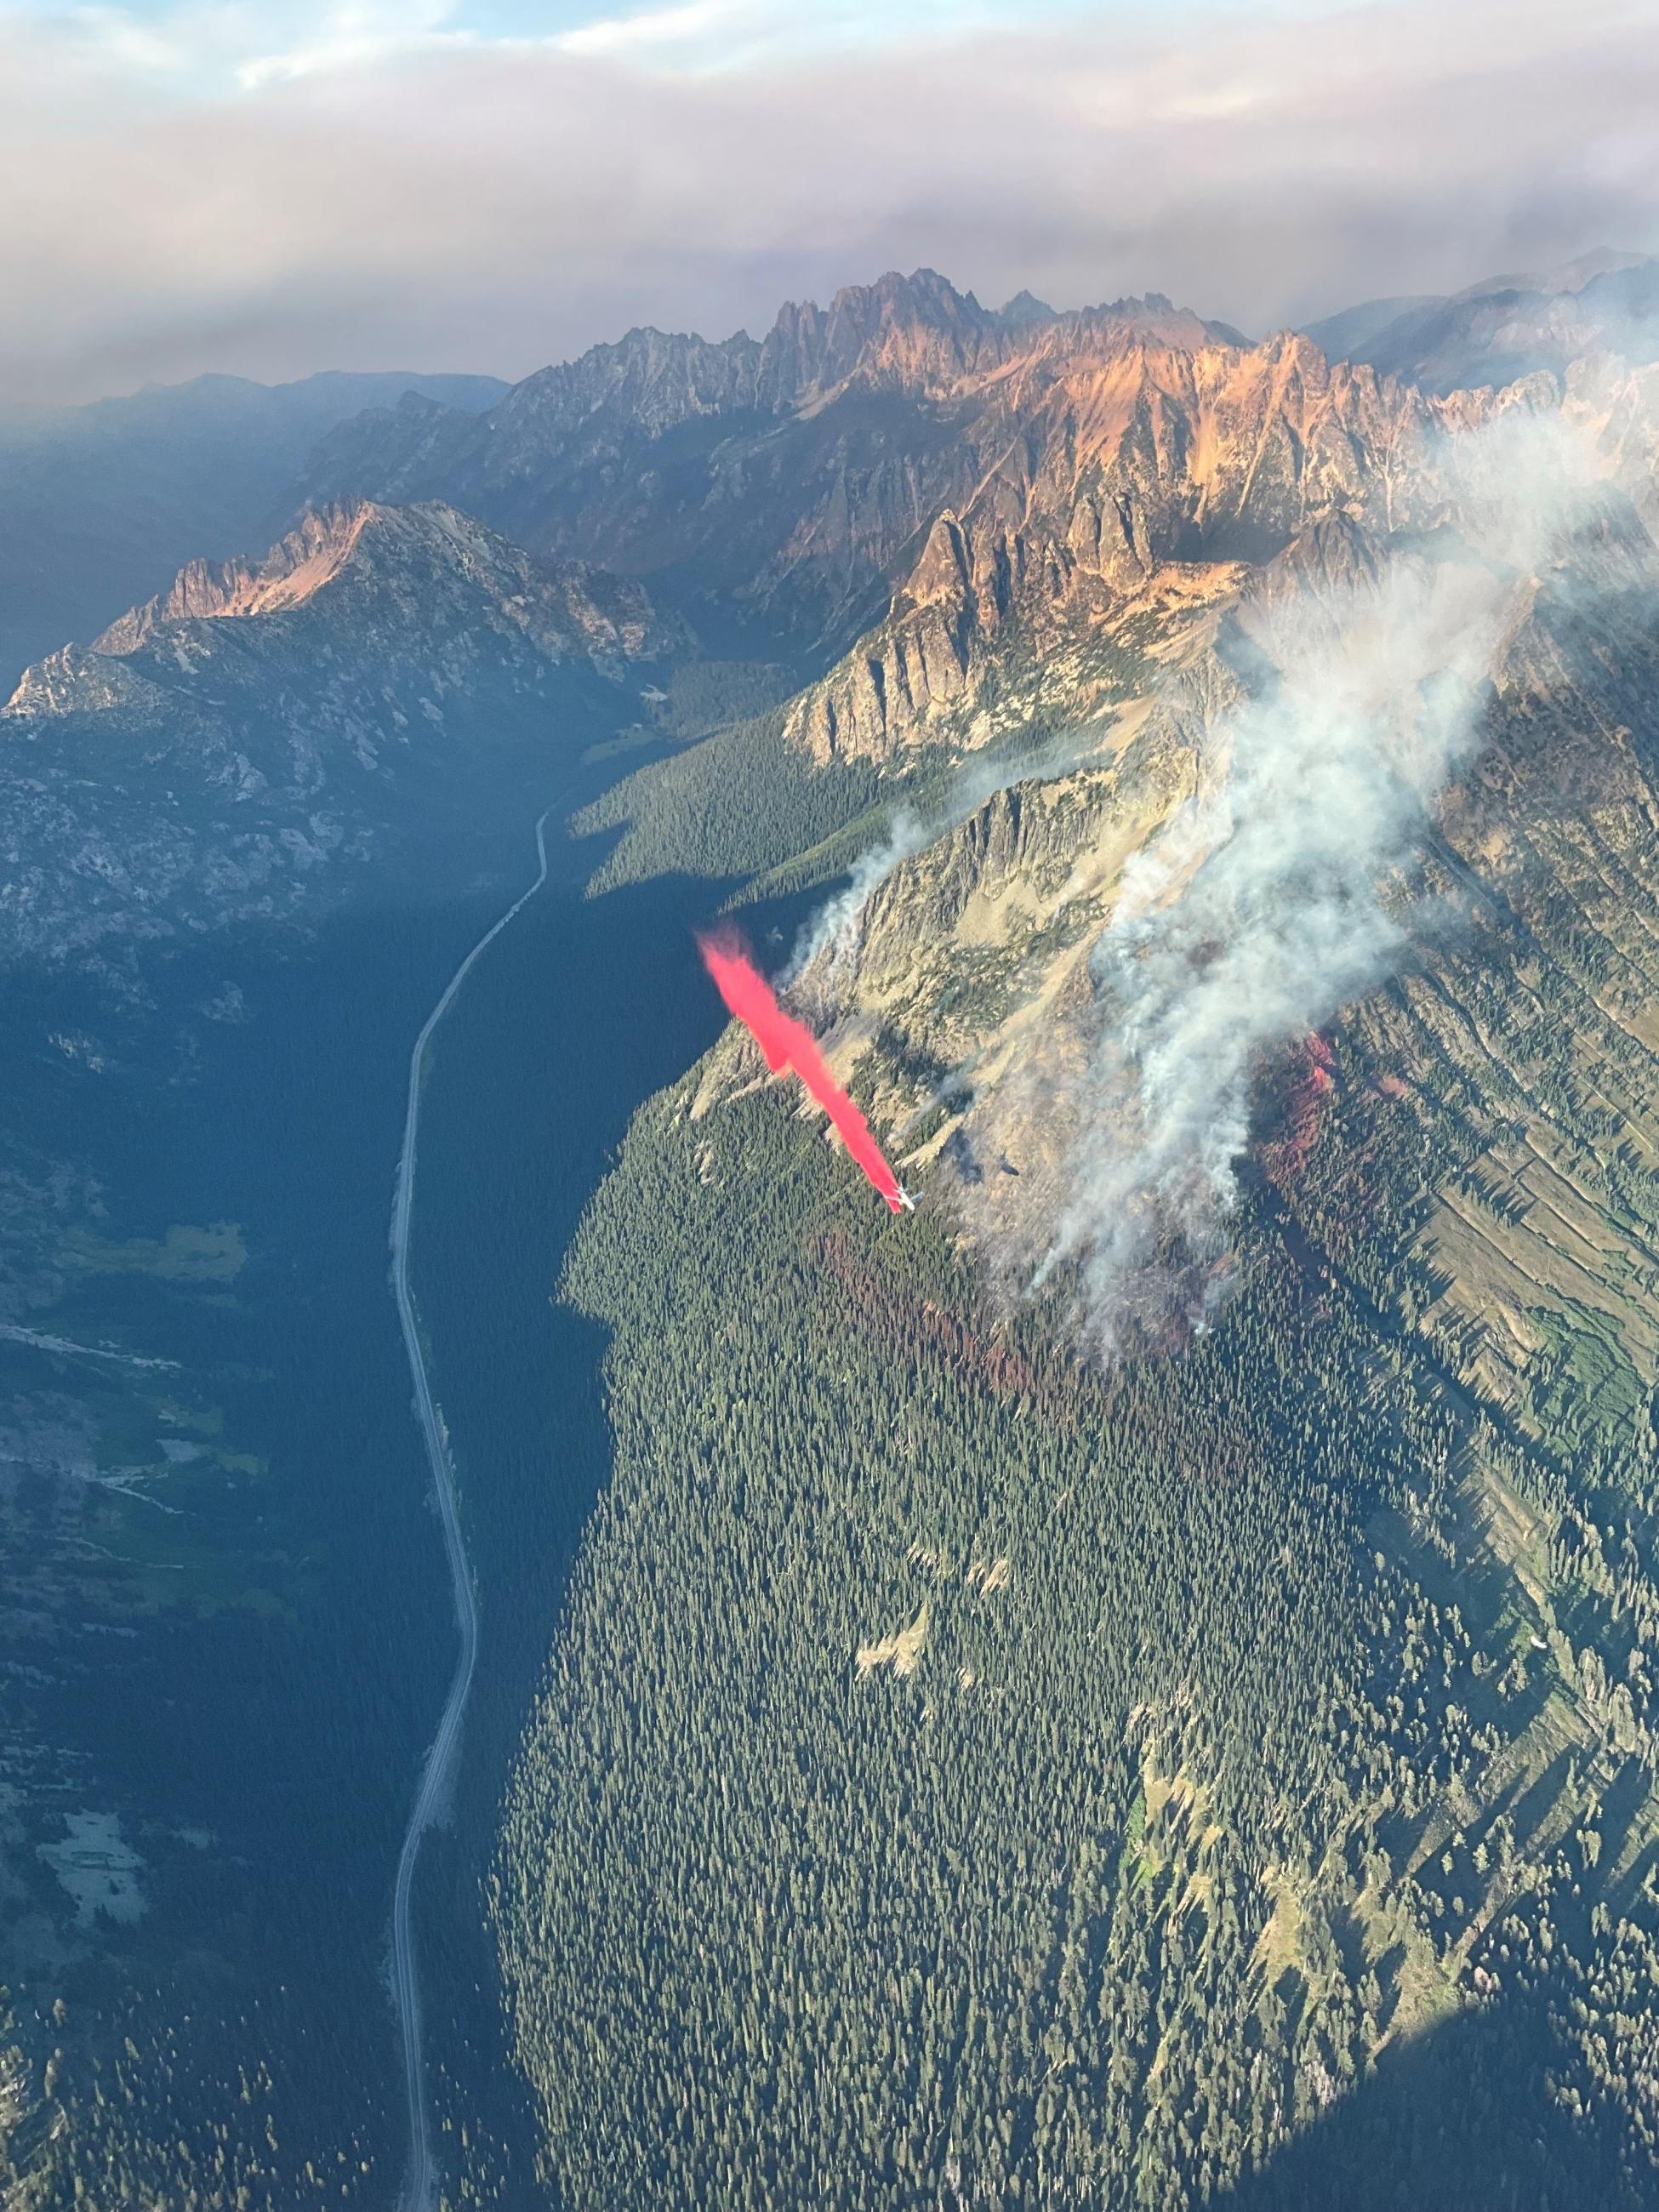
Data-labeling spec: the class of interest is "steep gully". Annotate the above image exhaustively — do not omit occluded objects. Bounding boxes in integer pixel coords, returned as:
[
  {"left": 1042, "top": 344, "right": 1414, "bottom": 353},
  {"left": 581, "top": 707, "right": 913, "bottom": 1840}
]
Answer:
[{"left": 389, "top": 807, "right": 554, "bottom": 2212}]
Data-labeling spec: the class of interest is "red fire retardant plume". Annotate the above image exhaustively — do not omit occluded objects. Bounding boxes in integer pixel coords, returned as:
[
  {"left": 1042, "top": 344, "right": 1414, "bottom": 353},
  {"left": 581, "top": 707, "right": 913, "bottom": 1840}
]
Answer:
[{"left": 697, "top": 927, "right": 907, "bottom": 1212}]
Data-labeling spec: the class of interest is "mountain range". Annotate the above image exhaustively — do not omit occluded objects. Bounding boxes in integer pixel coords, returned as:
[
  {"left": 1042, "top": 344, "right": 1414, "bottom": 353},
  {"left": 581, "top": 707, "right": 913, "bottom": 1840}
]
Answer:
[{"left": 5, "top": 248, "right": 1659, "bottom": 2212}]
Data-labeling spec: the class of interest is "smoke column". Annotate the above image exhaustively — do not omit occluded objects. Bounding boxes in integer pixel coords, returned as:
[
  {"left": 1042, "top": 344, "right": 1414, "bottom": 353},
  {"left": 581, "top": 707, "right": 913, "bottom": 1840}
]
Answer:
[
  {"left": 1036, "top": 409, "right": 1604, "bottom": 1347},
  {"left": 697, "top": 927, "right": 907, "bottom": 1212},
  {"left": 788, "top": 726, "right": 1114, "bottom": 987}
]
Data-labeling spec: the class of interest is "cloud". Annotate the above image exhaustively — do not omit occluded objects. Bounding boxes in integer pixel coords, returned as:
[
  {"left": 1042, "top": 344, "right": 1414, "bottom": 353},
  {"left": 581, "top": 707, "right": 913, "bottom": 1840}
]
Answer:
[
  {"left": 0, "top": 0, "right": 1656, "bottom": 402},
  {"left": 234, "top": 3, "right": 467, "bottom": 90},
  {"left": 18, "top": 2, "right": 459, "bottom": 87},
  {"left": 551, "top": 1, "right": 755, "bottom": 61}
]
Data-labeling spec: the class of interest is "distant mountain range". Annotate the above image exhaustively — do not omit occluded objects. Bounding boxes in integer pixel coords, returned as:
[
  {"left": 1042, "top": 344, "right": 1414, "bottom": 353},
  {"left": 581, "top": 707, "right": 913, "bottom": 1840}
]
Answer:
[
  {"left": 13, "top": 249, "right": 1655, "bottom": 693},
  {"left": 9, "top": 252, "right": 1658, "bottom": 970},
  {"left": 1303, "top": 247, "right": 1659, "bottom": 394}
]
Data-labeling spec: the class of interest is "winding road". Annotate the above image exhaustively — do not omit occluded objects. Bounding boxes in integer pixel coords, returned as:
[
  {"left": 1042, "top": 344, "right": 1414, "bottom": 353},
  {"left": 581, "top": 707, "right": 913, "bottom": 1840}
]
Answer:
[{"left": 389, "top": 809, "right": 552, "bottom": 2212}]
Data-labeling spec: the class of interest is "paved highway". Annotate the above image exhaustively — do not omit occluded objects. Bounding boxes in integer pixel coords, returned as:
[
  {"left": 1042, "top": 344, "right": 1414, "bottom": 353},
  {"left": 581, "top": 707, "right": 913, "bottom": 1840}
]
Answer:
[{"left": 390, "top": 810, "right": 551, "bottom": 2212}]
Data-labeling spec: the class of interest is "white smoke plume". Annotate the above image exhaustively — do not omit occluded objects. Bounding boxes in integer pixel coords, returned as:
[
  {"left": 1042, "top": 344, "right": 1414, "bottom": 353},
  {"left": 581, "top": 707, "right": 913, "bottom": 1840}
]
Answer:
[
  {"left": 1032, "top": 409, "right": 1614, "bottom": 1346},
  {"left": 793, "top": 727, "right": 1109, "bottom": 985},
  {"left": 790, "top": 807, "right": 926, "bottom": 986}
]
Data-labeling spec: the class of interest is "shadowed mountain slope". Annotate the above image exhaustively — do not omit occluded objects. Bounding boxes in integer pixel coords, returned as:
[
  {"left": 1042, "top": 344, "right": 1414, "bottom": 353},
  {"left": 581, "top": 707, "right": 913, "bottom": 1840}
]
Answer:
[{"left": 0, "top": 498, "right": 676, "bottom": 963}]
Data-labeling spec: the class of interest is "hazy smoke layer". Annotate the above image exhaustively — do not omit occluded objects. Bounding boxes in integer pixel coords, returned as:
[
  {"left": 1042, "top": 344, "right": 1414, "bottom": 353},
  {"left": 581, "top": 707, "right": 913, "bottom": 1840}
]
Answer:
[
  {"left": 1040, "top": 413, "right": 1602, "bottom": 1346},
  {"left": 4, "top": 1, "right": 1657, "bottom": 402}
]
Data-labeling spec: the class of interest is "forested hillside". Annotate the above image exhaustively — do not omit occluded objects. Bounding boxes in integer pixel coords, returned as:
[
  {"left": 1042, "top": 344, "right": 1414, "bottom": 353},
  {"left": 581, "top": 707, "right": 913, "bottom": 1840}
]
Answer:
[
  {"left": 499, "top": 1040, "right": 1659, "bottom": 2207},
  {"left": 0, "top": 500, "right": 681, "bottom": 2208},
  {"left": 493, "top": 277, "right": 1659, "bottom": 2209}
]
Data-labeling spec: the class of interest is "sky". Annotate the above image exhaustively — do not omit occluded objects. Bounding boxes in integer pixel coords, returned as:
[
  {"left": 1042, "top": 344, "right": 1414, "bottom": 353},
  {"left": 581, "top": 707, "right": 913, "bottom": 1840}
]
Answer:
[{"left": 3, "top": 0, "right": 1657, "bottom": 403}]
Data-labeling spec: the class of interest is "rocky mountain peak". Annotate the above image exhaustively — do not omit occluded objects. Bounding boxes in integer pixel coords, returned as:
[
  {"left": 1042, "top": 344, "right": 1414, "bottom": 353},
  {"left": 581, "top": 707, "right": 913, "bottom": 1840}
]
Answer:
[
  {"left": 394, "top": 388, "right": 458, "bottom": 421},
  {"left": 761, "top": 266, "right": 1002, "bottom": 398},
  {"left": 776, "top": 320, "right": 1456, "bottom": 763},
  {"left": 480, "top": 325, "right": 768, "bottom": 470},
  {"left": 4, "top": 497, "right": 675, "bottom": 726},
  {"left": 1457, "top": 246, "right": 1652, "bottom": 301},
  {"left": 0, "top": 495, "right": 681, "bottom": 961},
  {"left": 1059, "top": 293, "right": 1247, "bottom": 354},
  {"left": 299, "top": 261, "right": 1659, "bottom": 686},
  {"left": 1000, "top": 288, "right": 1058, "bottom": 330},
  {"left": 92, "top": 498, "right": 382, "bottom": 651},
  {"left": 1305, "top": 250, "right": 1659, "bottom": 396}
]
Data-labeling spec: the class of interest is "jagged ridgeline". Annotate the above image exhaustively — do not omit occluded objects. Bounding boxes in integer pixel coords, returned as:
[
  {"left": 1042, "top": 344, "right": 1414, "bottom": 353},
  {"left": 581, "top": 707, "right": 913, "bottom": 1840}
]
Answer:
[
  {"left": 8, "top": 252, "right": 1659, "bottom": 2212},
  {"left": 493, "top": 271, "right": 1659, "bottom": 2209}
]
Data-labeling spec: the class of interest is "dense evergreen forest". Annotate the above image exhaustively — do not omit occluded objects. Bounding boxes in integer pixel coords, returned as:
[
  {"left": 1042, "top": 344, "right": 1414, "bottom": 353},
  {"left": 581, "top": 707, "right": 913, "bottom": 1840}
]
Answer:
[
  {"left": 497, "top": 1049, "right": 1659, "bottom": 2208},
  {"left": 0, "top": 739, "right": 727, "bottom": 2206},
  {"left": 493, "top": 602, "right": 1659, "bottom": 2207},
  {"left": 0, "top": 897, "right": 509, "bottom": 2209},
  {"left": 20, "top": 617, "right": 1657, "bottom": 2209}
]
